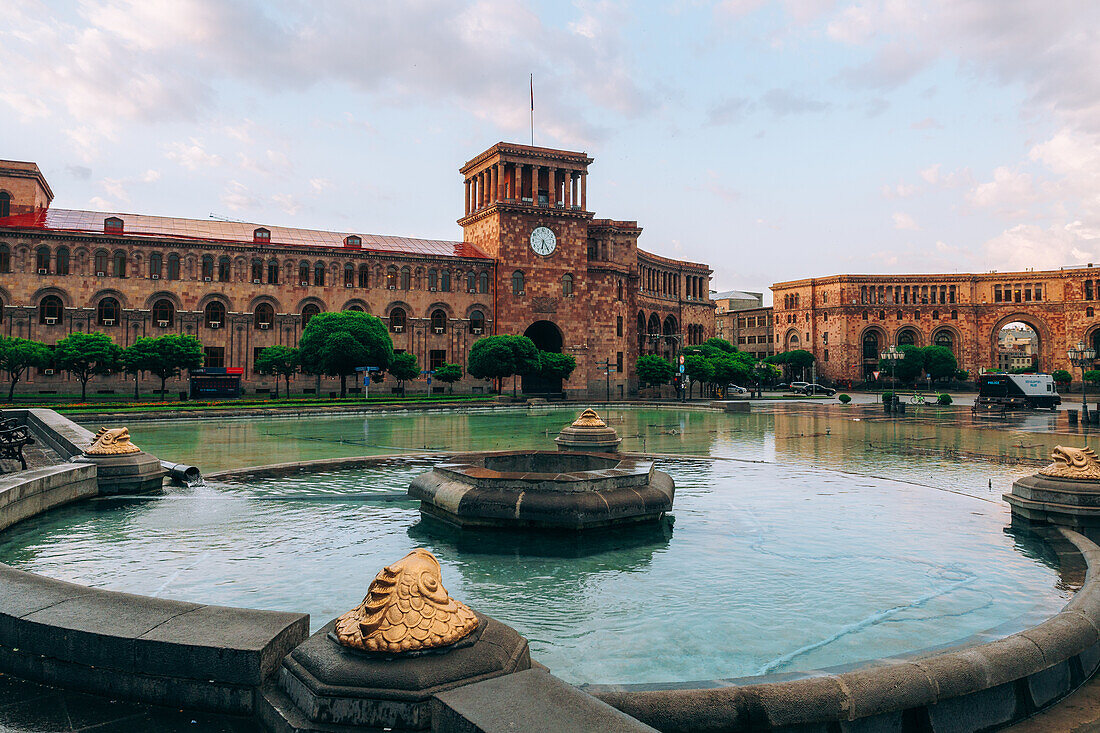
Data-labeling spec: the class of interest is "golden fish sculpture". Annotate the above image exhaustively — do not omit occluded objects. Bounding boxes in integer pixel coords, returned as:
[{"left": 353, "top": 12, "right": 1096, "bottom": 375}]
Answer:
[{"left": 334, "top": 549, "right": 479, "bottom": 653}]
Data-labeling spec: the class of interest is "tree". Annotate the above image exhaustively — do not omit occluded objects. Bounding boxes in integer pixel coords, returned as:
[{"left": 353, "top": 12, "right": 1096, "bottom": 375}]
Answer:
[
  {"left": 254, "top": 345, "right": 299, "bottom": 398},
  {"left": 54, "top": 332, "right": 121, "bottom": 401},
  {"left": 537, "top": 351, "right": 577, "bottom": 382},
  {"left": 921, "top": 345, "right": 958, "bottom": 384},
  {"left": 122, "top": 335, "right": 204, "bottom": 400},
  {"left": 878, "top": 344, "right": 922, "bottom": 384},
  {"left": 683, "top": 353, "right": 714, "bottom": 399},
  {"left": 298, "top": 312, "right": 394, "bottom": 398},
  {"left": 0, "top": 337, "right": 51, "bottom": 402},
  {"left": 1052, "top": 369, "right": 1073, "bottom": 387},
  {"left": 467, "top": 335, "right": 540, "bottom": 394},
  {"left": 703, "top": 337, "right": 736, "bottom": 353},
  {"left": 636, "top": 355, "right": 674, "bottom": 389},
  {"left": 389, "top": 352, "right": 420, "bottom": 392},
  {"left": 1085, "top": 370, "right": 1100, "bottom": 386},
  {"left": 767, "top": 349, "right": 815, "bottom": 381},
  {"left": 433, "top": 362, "right": 463, "bottom": 393},
  {"left": 712, "top": 353, "right": 755, "bottom": 390}
]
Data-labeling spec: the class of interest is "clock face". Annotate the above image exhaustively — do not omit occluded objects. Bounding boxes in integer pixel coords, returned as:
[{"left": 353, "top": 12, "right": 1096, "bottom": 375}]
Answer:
[{"left": 530, "top": 226, "right": 557, "bottom": 256}]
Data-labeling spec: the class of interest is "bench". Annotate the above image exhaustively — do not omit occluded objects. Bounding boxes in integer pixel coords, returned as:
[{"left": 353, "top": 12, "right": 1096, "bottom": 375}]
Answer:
[{"left": 0, "top": 426, "right": 35, "bottom": 470}]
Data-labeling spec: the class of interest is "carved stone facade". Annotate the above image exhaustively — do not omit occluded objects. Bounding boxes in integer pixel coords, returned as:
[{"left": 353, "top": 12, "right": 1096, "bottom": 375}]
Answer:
[
  {"left": 771, "top": 272, "right": 1100, "bottom": 382},
  {"left": 0, "top": 145, "right": 714, "bottom": 398}
]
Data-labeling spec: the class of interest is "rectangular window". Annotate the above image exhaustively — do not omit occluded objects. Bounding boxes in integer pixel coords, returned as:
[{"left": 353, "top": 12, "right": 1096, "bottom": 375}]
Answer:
[
  {"left": 994, "top": 286, "right": 1002, "bottom": 302},
  {"left": 738, "top": 336, "right": 746, "bottom": 344},
  {"left": 822, "top": 332, "right": 828, "bottom": 344},
  {"left": 823, "top": 349, "right": 829, "bottom": 362},
  {"left": 616, "top": 316, "right": 623, "bottom": 337},
  {"left": 616, "top": 351, "right": 624, "bottom": 373},
  {"left": 253, "top": 347, "right": 265, "bottom": 369},
  {"left": 1035, "top": 285, "right": 1042, "bottom": 301},
  {"left": 204, "top": 347, "right": 225, "bottom": 369},
  {"left": 429, "top": 349, "right": 446, "bottom": 372}
]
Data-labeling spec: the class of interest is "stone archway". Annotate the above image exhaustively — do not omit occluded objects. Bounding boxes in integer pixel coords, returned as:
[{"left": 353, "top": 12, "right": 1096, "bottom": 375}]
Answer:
[
  {"left": 860, "top": 327, "right": 886, "bottom": 382},
  {"left": 991, "top": 313, "right": 1048, "bottom": 373},
  {"left": 522, "top": 320, "right": 564, "bottom": 395}
]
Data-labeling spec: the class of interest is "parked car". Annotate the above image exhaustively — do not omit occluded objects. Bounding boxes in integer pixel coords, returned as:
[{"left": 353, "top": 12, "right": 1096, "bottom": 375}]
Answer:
[
  {"left": 801, "top": 383, "right": 836, "bottom": 396},
  {"left": 789, "top": 382, "right": 809, "bottom": 392},
  {"left": 726, "top": 384, "right": 748, "bottom": 395}
]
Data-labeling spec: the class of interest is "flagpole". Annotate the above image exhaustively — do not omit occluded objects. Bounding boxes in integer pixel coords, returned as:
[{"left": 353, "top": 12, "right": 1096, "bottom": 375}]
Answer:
[{"left": 530, "top": 73, "right": 534, "bottom": 146}]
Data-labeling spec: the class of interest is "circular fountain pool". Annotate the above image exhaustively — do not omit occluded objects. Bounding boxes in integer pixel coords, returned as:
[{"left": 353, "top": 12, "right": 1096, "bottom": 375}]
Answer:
[{"left": 0, "top": 454, "right": 1071, "bottom": 685}]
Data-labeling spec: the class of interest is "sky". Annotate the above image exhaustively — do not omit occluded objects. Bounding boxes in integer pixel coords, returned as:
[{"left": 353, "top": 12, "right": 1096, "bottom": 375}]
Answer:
[{"left": 3, "top": 0, "right": 1099, "bottom": 304}]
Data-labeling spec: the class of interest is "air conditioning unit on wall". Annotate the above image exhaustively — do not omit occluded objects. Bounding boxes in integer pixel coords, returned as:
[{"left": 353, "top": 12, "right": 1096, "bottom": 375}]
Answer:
[
  {"left": 472, "top": 327, "right": 483, "bottom": 334},
  {"left": 393, "top": 325, "right": 404, "bottom": 333},
  {"left": 209, "top": 321, "right": 221, "bottom": 329},
  {"left": 157, "top": 320, "right": 169, "bottom": 327},
  {"left": 259, "top": 323, "right": 270, "bottom": 330},
  {"left": 44, "top": 317, "right": 57, "bottom": 325},
  {"left": 151, "top": 274, "right": 160, "bottom": 280},
  {"left": 433, "top": 327, "right": 444, "bottom": 334},
  {"left": 37, "top": 268, "right": 47, "bottom": 275}
]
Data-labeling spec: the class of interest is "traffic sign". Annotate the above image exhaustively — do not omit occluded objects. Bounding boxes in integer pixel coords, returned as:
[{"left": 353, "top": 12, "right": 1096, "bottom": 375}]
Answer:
[
  {"left": 356, "top": 366, "right": 381, "bottom": 372},
  {"left": 873, "top": 370, "right": 880, "bottom": 380},
  {"left": 679, "top": 364, "right": 685, "bottom": 373},
  {"left": 679, "top": 355, "right": 685, "bottom": 364}
]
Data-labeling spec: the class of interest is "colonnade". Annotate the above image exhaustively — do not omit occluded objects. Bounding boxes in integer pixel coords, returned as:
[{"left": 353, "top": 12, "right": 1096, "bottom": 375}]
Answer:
[{"left": 464, "top": 163, "right": 586, "bottom": 215}]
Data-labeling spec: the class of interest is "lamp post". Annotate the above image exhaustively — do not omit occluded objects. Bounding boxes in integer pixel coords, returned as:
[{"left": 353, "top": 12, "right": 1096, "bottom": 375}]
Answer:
[
  {"left": 880, "top": 345, "right": 904, "bottom": 412},
  {"left": 1067, "top": 341, "right": 1097, "bottom": 422}
]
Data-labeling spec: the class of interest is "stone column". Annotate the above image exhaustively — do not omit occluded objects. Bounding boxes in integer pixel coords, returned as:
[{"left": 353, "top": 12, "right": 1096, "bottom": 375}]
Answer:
[
  {"left": 464, "top": 179, "right": 471, "bottom": 215},
  {"left": 496, "top": 163, "right": 505, "bottom": 202},
  {"left": 533, "top": 166, "right": 542, "bottom": 205},
  {"left": 548, "top": 168, "right": 557, "bottom": 208},
  {"left": 581, "top": 173, "right": 587, "bottom": 210},
  {"left": 478, "top": 171, "right": 485, "bottom": 209}
]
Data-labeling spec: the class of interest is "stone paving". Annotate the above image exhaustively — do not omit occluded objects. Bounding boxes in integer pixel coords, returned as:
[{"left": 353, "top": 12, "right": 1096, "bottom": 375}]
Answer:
[{"left": 0, "top": 673, "right": 259, "bottom": 732}]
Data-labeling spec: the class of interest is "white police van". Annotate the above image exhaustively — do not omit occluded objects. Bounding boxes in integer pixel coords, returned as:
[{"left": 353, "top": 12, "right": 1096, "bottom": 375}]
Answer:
[{"left": 976, "top": 373, "right": 1061, "bottom": 410}]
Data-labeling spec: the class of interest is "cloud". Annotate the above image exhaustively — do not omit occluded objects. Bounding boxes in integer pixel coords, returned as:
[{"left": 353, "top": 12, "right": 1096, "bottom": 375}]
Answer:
[
  {"left": 760, "top": 87, "right": 830, "bottom": 115},
  {"left": 271, "top": 193, "right": 302, "bottom": 216},
  {"left": 707, "top": 96, "right": 752, "bottom": 126},
  {"left": 66, "top": 165, "right": 92, "bottom": 181},
  {"left": 221, "top": 180, "right": 259, "bottom": 211},
  {"left": 165, "top": 139, "right": 223, "bottom": 170},
  {"left": 882, "top": 182, "right": 916, "bottom": 199},
  {"left": 982, "top": 222, "right": 1099, "bottom": 271},
  {"left": 309, "top": 178, "right": 332, "bottom": 194},
  {"left": 911, "top": 117, "right": 942, "bottom": 130},
  {"left": 892, "top": 212, "right": 919, "bottom": 230}
]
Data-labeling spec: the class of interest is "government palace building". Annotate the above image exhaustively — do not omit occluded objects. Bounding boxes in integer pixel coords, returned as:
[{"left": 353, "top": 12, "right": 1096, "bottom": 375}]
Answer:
[
  {"left": 0, "top": 144, "right": 715, "bottom": 398},
  {"left": 771, "top": 270, "right": 1100, "bottom": 383}
]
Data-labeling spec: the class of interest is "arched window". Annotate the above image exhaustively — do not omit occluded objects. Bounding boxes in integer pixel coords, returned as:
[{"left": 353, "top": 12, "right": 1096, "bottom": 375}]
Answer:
[
  {"left": 204, "top": 301, "right": 225, "bottom": 328},
  {"left": 562, "top": 273, "right": 573, "bottom": 296},
  {"left": 255, "top": 303, "right": 274, "bottom": 329},
  {"left": 302, "top": 303, "right": 320, "bottom": 326},
  {"left": 97, "top": 297, "right": 120, "bottom": 326},
  {"left": 466, "top": 271, "right": 476, "bottom": 292},
  {"left": 36, "top": 246, "right": 50, "bottom": 273},
  {"left": 478, "top": 271, "right": 489, "bottom": 294},
  {"left": 0, "top": 244, "right": 8, "bottom": 273},
  {"left": 469, "top": 310, "right": 485, "bottom": 334},
  {"left": 0, "top": 192, "right": 9, "bottom": 218},
  {"left": 314, "top": 262, "right": 325, "bottom": 286},
  {"left": 862, "top": 332, "right": 880, "bottom": 360},
  {"left": 112, "top": 250, "right": 127, "bottom": 278},
  {"left": 861, "top": 310, "right": 868, "bottom": 320},
  {"left": 298, "top": 262, "right": 310, "bottom": 285},
  {"left": 934, "top": 330, "right": 954, "bottom": 352},
  {"left": 441, "top": 269, "right": 451, "bottom": 292},
  {"left": 149, "top": 252, "right": 162, "bottom": 279},
  {"left": 896, "top": 310, "right": 903, "bottom": 320},
  {"left": 617, "top": 280, "right": 623, "bottom": 301},
  {"left": 428, "top": 269, "right": 438, "bottom": 290},
  {"left": 39, "top": 295, "right": 63, "bottom": 324},
  {"left": 268, "top": 259, "right": 279, "bottom": 284},
  {"left": 898, "top": 329, "right": 916, "bottom": 346},
  {"left": 56, "top": 246, "right": 69, "bottom": 275},
  {"left": 251, "top": 258, "right": 263, "bottom": 282},
  {"left": 344, "top": 263, "right": 354, "bottom": 287},
  {"left": 400, "top": 266, "right": 411, "bottom": 290},
  {"left": 878, "top": 310, "right": 885, "bottom": 320},
  {"left": 358, "top": 264, "right": 369, "bottom": 288},
  {"left": 95, "top": 249, "right": 109, "bottom": 275},
  {"left": 202, "top": 255, "right": 215, "bottom": 280},
  {"left": 512, "top": 270, "right": 525, "bottom": 295},
  {"left": 932, "top": 310, "right": 939, "bottom": 320},
  {"left": 152, "top": 299, "right": 174, "bottom": 327},
  {"left": 386, "top": 266, "right": 397, "bottom": 288},
  {"left": 390, "top": 307, "right": 407, "bottom": 332},
  {"left": 431, "top": 309, "right": 447, "bottom": 333},
  {"left": 346, "top": 304, "right": 364, "bottom": 312},
  {"left": 167, "top": 254, "right": 181, "bottom": 280},
  {"left": 218, "top": 256, "right": 231, "bottom": 282},
  {"left": 1089, "top": 307, "right": 1096, "bottom": 318}
]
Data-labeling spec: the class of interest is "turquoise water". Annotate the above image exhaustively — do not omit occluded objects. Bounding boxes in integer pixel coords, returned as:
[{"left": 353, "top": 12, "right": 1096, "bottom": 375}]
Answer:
[{"left": 0, "top": 407, "right": 1075, "bottom": 684}]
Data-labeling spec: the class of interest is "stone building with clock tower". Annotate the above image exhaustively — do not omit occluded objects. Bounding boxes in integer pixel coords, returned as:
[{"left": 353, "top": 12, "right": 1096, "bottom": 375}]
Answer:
[
  {"left": 0, "top": 144, "right": 713, "bottom": 399},
  {"left": 458, "top": 142, "right": 715, "bottom": 398}
]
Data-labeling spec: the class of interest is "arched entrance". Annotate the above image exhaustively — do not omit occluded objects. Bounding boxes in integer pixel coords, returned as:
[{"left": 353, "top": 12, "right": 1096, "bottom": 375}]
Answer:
[
  {"left": 522, "top": 320, "right": 564, "bottom": 395},
  {"left": 993, "top": 317, "right": 1043, "bottom": 373},
  {"left": 861, "top": 328, "right": 884, "bottom": 382}
]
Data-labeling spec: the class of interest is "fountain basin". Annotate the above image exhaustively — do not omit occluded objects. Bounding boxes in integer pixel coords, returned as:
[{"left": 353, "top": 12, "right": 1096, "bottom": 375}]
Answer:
[{"left": 408, "top": 451, "right": 674, "bottom": 530}]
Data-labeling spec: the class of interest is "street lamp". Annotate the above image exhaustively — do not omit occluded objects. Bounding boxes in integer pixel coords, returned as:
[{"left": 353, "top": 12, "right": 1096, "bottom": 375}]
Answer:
[
  {"left": 880, "top": 345, "right": 904, "bottom": 388},
  {"left": 1067, "top": 340, "right": 1097, "bottom": 422}
]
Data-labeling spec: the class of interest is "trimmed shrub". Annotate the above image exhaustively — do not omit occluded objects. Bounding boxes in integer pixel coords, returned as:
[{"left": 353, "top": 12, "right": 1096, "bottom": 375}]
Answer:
[
  {"left": 882, "top": 391, "right": 894, "bottom": 403},
  {"left": 937, "top": 393, "right": 953, "bottom": 405},
  {"left": 838, "top": 393, "right": 851, "bottom": 404}
]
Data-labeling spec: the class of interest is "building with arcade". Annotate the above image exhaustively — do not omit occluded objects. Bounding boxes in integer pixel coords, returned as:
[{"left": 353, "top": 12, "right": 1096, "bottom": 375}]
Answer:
[{"left": 0, "top": 146, "right": 714, "bottom": 399}]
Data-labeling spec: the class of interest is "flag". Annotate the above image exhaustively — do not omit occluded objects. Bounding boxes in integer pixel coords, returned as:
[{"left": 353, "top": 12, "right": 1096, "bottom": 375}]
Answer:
[{"left": 530, "top": 74, "right": 534, "bottom": 111}]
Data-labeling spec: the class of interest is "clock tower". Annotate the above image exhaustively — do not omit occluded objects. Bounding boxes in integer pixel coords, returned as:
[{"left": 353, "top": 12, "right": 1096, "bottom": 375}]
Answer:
[{"left": 458, "top": 142, "right": 604, "bottom": 395}]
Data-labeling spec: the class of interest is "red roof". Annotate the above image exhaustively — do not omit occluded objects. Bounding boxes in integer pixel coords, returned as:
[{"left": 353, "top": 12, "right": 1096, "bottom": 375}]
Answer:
[{"left": 0, "top": 208, "right": 490, "bottom": 260}]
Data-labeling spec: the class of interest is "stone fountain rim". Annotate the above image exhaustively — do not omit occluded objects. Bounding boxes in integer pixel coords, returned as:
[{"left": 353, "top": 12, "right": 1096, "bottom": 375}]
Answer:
[{"left": 433, "top": 449, "right": 652, "bottom": 484}]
